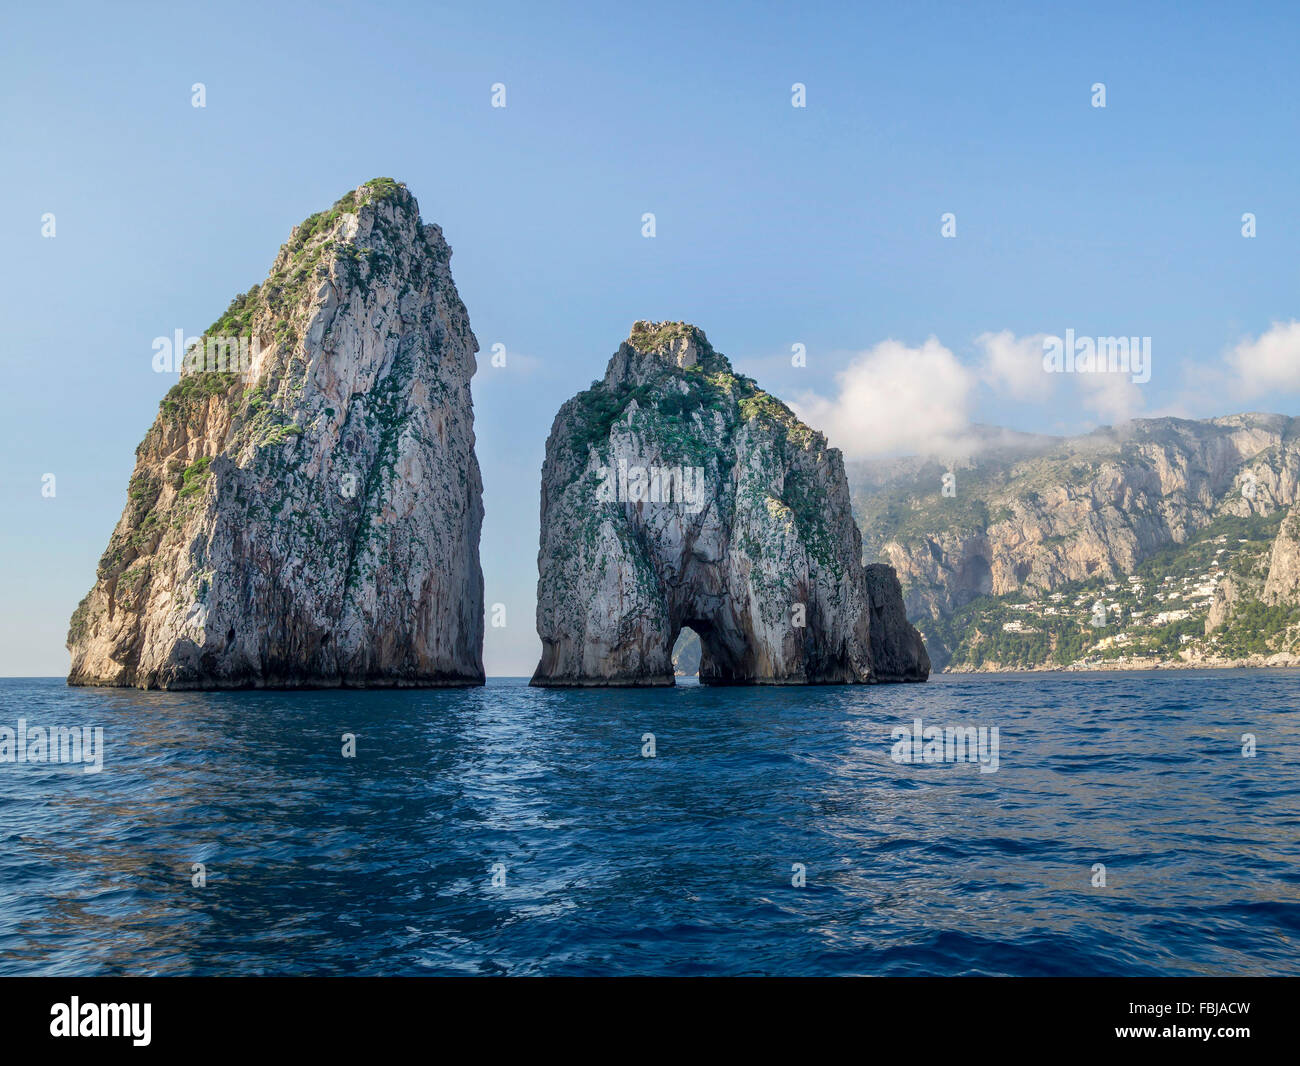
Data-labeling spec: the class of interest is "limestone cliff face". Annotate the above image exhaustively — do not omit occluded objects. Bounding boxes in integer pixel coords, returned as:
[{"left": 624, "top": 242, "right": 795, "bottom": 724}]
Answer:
[
  {"left": 531, "top": 322, "right": 929, "bottom": 686},
  {"left": 68, "top": 179, "right": 485, "bottom": 688},
  {"left": 854, "top": 415, "right": 1300, "bottom": 621},
  {"left": 850, "top": 415, "right": 1300, "bottom": 671},
  {"left": 1263, "top": 505, "right": 1300, "bottom": 605}
]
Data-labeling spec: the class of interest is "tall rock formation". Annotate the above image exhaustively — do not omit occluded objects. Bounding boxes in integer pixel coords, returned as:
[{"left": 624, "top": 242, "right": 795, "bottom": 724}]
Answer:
[
  {"left": 864, "top": 563, "right": 932, "bottom": 682},
  {"left": 68, "top": 179, "right": 485, "bottom": 688},
  {"left": 531, "top": 322, "right": 930, "bottom": 686}
]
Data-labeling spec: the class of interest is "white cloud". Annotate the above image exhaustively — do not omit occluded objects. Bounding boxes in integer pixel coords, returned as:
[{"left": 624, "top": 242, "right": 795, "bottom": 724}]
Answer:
[
  {"left": 976, "top": 330, "right": 1053, "bottom": 401},
  {"left": 1225, "top": 320, "right": 1300, "bottom": 397},
  {"left": 1075, "top": 370, "right": 1144, "bottom": 424},
  {"left": 978, "top": 329, "right": 1146, "bottom": 426},
  {"left": 794, "top": 329, "right": 1162, "bottom": 459},
  {"left": 791, "top": 337, "right": 977, "bottom": 459}
]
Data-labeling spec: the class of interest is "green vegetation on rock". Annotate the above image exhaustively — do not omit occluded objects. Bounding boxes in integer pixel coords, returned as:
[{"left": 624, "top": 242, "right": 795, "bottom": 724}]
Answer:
[{"left": 178, "top": 456, "right": 212, "bottom": 498}]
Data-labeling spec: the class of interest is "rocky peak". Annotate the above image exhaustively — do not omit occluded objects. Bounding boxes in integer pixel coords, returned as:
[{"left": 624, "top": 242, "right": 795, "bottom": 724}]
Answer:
[
  {"left": 604, "top": 321, "right": 730, "bottom": 387},
  {"left": 628, "top": 320, "right": 708, "bottom": 364}
]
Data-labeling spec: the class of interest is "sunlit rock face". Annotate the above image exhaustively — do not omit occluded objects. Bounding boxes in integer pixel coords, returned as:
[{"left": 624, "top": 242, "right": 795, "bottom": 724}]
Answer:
[
  {"left": 531, "top": 322, "right": 930, "bottom": 687},
  {"left": 854, "top": 414, "right": 1300, "bottom": 624},
  {"left": 68, "top": 179, "right": 485, "bottom": 689},
  {"left": 1263, "top": 504, "right": 1300, "bottom": 606}
]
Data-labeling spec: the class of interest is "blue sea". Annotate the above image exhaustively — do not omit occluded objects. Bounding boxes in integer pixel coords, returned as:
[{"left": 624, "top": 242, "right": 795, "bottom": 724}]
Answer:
[{"left": 0, "top": 671, "right": 1297, "bottom": 976}]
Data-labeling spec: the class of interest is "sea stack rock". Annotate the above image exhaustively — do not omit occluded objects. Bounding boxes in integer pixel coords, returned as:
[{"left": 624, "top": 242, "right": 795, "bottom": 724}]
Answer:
[
  {"left": 531, "top": 322, "right": 930, "bottom": 686},
  {"left": 68, "top": 179, "right": 485, "bottom": 688}
]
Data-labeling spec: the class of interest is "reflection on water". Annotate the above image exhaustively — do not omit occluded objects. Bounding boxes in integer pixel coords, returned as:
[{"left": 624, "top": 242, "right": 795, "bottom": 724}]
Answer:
[{"left": 0, "top": 671, "right": 1297, "bottom": 975}]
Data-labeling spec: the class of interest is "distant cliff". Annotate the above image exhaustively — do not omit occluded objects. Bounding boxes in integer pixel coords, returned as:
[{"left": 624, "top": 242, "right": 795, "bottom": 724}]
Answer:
[
  {"left": 68, "top": 179, "right": 485, "bottom": 688},
  {"left": 849, "top": 415, "right": 1300, "bottom": 670},
  {"left": 532, "top": 322, "right": 929, "bottom": 686}
]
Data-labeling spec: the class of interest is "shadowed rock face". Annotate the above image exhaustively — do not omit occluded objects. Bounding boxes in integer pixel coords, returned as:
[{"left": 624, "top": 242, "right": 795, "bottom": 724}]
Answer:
[
  {"left": 531, "top": 322, "right": 930, "bottom": 686},
  {"left": 67, "top": 179, "right": 485, "bottom": 689},
  {"left": 864, "top": 564, "right": 932, "bottom": 681}
]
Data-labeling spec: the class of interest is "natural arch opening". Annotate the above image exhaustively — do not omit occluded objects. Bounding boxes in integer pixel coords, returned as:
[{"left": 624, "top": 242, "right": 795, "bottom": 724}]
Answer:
[
  {"left": 668, "top": 617, "right": 754, "bottom": 685},
  {"left": 671, "top": 625, "right": 702, "bottom": 680}
]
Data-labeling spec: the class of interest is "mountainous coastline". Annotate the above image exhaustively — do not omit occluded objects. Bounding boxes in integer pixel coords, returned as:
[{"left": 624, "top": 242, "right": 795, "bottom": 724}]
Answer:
[
  {"left": 849, "top": 415, "right": 1300, "bottom": 672},
  {"left": 64, "top": 180, "right": 1300, "bottom": 686},
  {"left": 67, "top": 179, "right": 485, "bottom": 688},
  {"left": 532, "top": 322, "right": 929, "bottom": 686}
]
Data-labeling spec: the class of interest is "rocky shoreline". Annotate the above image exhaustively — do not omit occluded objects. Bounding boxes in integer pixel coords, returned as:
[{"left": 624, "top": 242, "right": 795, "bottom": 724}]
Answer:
[{"left": 943, "top": 652, "right": 1300, "bottom": 674}]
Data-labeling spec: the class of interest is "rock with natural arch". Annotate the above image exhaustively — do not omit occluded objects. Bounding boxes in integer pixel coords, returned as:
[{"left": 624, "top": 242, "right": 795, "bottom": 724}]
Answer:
[{"left": 531, "top": 322, "right": 930, "bottom": 686}]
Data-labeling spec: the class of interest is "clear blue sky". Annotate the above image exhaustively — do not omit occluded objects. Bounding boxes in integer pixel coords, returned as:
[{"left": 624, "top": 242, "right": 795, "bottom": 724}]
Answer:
[{"left": 3, "top": 0, "right": 1298, "bottom": 675}]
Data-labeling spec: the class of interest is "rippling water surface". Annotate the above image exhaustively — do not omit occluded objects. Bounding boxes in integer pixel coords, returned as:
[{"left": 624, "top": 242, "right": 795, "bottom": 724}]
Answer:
[{"left": 1, "top": 672, "right": 1297, "bottom": 975}]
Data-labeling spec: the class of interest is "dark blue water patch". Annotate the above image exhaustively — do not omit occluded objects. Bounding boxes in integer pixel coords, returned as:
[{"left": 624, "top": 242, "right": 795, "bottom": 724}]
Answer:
[{"left": 0, "top": 669, "right": 1297, "bottom": 976}]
